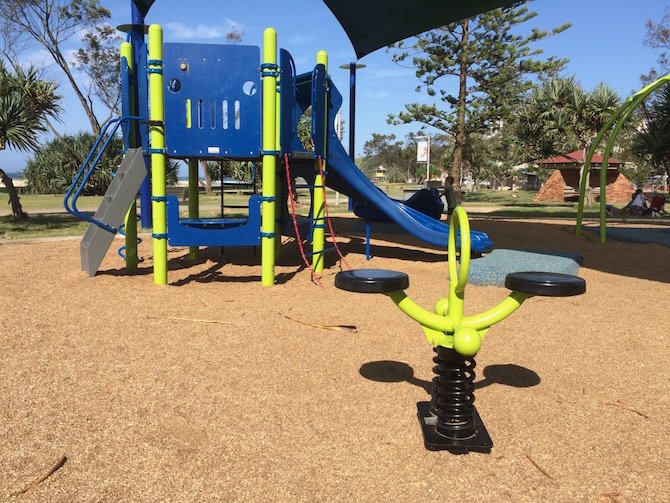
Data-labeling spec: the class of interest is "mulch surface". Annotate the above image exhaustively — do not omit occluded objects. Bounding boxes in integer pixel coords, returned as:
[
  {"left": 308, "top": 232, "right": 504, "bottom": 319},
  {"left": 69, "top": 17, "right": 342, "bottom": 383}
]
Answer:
[{"left": 1, "top": 215, "right": 668, "bottom": 502}]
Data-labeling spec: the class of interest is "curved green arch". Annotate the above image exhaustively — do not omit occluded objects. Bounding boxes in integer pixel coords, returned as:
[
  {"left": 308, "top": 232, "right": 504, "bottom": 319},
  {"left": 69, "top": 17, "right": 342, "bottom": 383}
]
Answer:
[{"left": 575, "top": 73, "right": 670, "bottom": 242}]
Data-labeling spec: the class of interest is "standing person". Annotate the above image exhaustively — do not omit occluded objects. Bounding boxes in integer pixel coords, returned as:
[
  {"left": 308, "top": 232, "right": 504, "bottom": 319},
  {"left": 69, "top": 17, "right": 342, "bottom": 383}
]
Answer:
[{"left": 443, "top": 176, "right": 459, "bottom": 222}]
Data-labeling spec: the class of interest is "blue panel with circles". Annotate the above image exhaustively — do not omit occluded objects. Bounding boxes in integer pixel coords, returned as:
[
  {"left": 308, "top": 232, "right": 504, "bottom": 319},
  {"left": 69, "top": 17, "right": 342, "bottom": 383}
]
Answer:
[{"left": 163, "top": 43, "right": 261, "bottom": 159}]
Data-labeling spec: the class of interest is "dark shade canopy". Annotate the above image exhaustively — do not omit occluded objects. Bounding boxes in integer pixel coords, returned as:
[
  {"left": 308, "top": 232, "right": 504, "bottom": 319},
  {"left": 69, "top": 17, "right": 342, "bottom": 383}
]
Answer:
[
  {"left": 133, "top": 1, "right": 518, "bottom": 57},
  {"left": 133, "top": 0, "right": 156, "bottom": 17},
  {"left": 323, "top": 0, "right": 520, "bottom": 58}
]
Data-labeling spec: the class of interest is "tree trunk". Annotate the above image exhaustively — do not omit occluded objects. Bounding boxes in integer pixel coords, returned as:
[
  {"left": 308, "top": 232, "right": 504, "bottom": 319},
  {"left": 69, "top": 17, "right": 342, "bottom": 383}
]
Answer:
[
  {"left": 580, "top": 146, "right": 594, "bottom": 206},
  {"left": 0, "top": 168, "right": 27, "bottom": 219},
  {"left": 451, "top": 19, "right": 469, "bottom": 188},
  {"left": 200, "top": 160, "right": 213, "bottom": 195}
]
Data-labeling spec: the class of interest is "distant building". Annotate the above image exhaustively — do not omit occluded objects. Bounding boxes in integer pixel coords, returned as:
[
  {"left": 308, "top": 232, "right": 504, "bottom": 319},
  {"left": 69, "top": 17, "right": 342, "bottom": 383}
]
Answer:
[
  {"left": 374, "top": 164, "right": 387, "bottom": 183},
  {"left": 533, "top": 150, "right": 633, "bottom": 204}
]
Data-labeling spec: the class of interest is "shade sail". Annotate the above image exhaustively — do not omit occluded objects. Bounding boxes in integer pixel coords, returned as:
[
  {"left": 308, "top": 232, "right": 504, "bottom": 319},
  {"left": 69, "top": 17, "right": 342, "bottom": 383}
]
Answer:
[
  {"left": 132, "top": 0, "right": 156, "bottom": 17},
  {"left": 133, "top": 0, "right": 517, "bottom": 56},
  {"left": 322, "top": 0, "right": 520, "bottom": 58}
]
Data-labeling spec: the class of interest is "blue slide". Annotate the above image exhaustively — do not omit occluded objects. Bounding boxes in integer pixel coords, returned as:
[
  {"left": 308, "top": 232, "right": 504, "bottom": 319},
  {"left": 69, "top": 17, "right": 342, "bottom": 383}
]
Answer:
[{"left": 325, "top": 132, "right": 493, "bottom": 254}]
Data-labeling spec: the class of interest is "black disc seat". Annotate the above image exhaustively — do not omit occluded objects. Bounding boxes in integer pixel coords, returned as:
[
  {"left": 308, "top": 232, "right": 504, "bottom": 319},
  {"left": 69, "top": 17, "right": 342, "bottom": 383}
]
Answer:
[
  {"left": 335, "top": 269, "right": 409, "bottom": 294},
  {"left": 504, "top": 272, "right": 586, "bottom": 297}
]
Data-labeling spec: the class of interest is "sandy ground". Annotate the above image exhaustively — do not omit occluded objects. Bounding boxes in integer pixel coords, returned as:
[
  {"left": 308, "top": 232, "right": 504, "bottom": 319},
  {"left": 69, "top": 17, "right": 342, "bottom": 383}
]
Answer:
[{"left": 1, "top": 215, "right": 669, "bottom": 502}]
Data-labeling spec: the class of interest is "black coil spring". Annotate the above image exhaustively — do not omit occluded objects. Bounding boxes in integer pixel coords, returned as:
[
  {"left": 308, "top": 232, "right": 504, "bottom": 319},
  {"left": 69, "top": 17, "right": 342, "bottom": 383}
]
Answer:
[{"left": 430, "top": 346, "right": 477, "bottom": 439}]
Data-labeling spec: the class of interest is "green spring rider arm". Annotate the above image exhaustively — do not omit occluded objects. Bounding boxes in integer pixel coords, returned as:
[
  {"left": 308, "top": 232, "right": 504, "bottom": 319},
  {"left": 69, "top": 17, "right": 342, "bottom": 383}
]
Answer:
[{"left": 335, "top": 207, "right": 586, "bottom": 453}]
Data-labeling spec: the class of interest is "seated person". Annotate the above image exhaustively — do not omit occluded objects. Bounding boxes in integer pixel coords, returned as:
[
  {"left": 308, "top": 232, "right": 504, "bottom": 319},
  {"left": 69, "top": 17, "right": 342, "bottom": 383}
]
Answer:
[
  {"left": 609, "top": 189, "right": 647, "bottom": 215},
  {"left": 642, "top": 194, "right": 666, "bottom": 217},
  {"left": 606, "top": 189, "right": 648, "bottom": 217},
  {"left": 628, "top": 189, "right": 647, "bottom": 214}
]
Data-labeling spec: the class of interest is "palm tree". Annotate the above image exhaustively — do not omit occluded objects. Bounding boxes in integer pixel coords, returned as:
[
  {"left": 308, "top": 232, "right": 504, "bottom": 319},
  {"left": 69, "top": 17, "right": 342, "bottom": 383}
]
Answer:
[
  {"left": 630, "top": 86, "right": 670, "bottom": 183},
  {"left": 0, "top": 62, "right": 61, "bottom": 218},
  {"left": 515, "top": 77, "right": 621, "bottom": 159},
  {"left": 513, "top": 77, "right": 621, "bottom": 203}
]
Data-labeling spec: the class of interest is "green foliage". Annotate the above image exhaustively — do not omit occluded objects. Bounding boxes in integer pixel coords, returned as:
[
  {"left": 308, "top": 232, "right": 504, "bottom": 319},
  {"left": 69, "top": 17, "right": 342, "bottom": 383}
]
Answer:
[
  {"left": 297, "top": 107, "right": 313, "bottom": 151},
  {"left": 512, "top": 77, "right": 621, "bottom": 162},
  {"left": 629, "top": 86, "right": 670, "bottom": 180},
  {"left": 23, "top": 132, "right": 178, "bottom": 194},
  {"left": 0, "top": 0, "right": 116, "bottom": 133},
  {"left": 74, "top": 22, "right": 121, "bottom": 117},
  {"left": 361, "top": 133, "right": 450, "bottom": 183},
  {"left": 24, "top": 132, "right": 122, "bottom": 194},
  {"left": 202, "top": 160, "right": 255, "bottom": 183},
  {"left": 0, "top": 62, "right": 61, "bottom": 152}
]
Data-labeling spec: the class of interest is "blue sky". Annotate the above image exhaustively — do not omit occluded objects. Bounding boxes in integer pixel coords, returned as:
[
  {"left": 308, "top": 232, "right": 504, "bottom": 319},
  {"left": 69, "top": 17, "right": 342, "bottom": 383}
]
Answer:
[{"left": 2, "top": 0, "right": 668, "bottom": 174}]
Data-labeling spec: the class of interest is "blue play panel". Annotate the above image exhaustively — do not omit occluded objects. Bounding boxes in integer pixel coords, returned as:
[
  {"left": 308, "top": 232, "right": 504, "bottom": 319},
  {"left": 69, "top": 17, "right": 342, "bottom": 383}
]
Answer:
[
  {"left": 467, "top": 249, "right": 583, "bottom": 287},
  {"left": 584, "top": 225, "right": 670, "bottom": 247}
]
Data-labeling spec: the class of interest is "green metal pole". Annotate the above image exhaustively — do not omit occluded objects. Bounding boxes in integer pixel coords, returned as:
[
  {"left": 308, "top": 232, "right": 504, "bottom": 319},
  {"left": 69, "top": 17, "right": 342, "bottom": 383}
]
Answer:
[
  {"left": 576, "top": 74, "right": 670, "bottom": 237},
  {"left": 149, "top": 24, "right": 168, "bottom": 284},
  {"left": 120, "top": 41, "right": 138, "bottom": 270},
  {"left": 446, "top": 207, "right": 470, "bottom": 328},
  {"left": 312, "top": 50, "right": 328, "bottom": 273},
  {"left": 261, "top": 28, "right": 277, "bottom": 286},
  {"left": 188, "top": 158, "right": 199, "bottom": 258},
  {"left": 597, "top": 76, "right": 670, "bottom": 243}
]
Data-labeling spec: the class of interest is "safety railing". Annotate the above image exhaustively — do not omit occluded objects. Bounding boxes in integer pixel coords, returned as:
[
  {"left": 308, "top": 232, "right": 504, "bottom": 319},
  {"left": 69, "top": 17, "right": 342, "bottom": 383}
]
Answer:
[{"left": 63, "top": 115, "right": 142, "bottom": 233}]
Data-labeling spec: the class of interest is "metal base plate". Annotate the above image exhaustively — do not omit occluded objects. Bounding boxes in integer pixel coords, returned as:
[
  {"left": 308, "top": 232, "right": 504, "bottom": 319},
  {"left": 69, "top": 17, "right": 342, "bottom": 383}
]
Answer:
[{"left": 417, "top": 401, "right": 493, "bottom": 453}]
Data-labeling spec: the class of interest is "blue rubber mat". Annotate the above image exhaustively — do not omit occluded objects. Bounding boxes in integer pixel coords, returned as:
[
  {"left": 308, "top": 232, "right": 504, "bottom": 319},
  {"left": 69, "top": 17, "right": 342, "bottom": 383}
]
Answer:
[
  {"left": 584, "top": 226, "right": 670, "bottom": 247},
  {"left": 467, "top": 249, "right": 582, "bottom": 287}
]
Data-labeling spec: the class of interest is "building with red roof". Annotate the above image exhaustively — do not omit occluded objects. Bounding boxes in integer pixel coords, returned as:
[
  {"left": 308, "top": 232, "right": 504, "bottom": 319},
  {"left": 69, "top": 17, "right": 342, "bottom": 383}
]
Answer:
[{"left": 533, "top": 150, "right": 634, "bottom": 204}]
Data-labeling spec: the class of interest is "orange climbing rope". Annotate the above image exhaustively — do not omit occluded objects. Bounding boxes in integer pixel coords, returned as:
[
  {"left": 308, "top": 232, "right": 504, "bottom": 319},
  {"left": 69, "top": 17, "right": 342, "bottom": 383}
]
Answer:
[
  {"left": 317, "top": 156, "right": 351, "bottom": 271},
  {"left": 284, "top": 154, "right": 323, "bottom": 287}
]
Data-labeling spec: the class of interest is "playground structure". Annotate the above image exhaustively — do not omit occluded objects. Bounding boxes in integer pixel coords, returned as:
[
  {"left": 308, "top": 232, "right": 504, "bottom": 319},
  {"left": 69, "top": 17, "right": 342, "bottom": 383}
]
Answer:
[
  {"left": 336, "top": 207, "right": 586, "bottom": 452},
  {"left": 575, "top": 72, "right": 670, "bottom": 242},
  {"left": 64, "top": 17, "right": 493, "bottom": 286}
]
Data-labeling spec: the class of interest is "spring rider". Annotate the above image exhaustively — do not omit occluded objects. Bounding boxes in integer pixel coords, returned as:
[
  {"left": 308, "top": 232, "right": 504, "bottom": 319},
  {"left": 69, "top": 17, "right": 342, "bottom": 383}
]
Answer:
[{"left": 335, "top": 207, "right": 586, "bottom": 453}]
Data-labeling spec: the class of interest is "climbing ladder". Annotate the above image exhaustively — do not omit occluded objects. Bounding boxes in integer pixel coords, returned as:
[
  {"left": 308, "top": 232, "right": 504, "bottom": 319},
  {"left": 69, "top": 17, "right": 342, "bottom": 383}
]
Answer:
[{"left": 79, "top": 148, "right": 147, "bottom": 276}]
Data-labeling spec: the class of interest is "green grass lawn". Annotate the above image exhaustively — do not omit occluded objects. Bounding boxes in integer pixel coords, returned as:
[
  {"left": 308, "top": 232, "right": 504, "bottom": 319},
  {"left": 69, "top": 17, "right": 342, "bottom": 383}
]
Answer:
[
  {"left": 1, "top": 186, "right": 608, "bottom": 240},
  {"left": 0, "top": 213, "right": 89, "bottom": 239}
]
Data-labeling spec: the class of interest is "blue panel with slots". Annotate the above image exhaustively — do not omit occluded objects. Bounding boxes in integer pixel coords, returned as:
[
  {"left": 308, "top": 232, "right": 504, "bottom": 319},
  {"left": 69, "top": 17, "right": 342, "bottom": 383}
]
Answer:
[{"left": 163, "top": 43, "right": 261, "bottom": 159}]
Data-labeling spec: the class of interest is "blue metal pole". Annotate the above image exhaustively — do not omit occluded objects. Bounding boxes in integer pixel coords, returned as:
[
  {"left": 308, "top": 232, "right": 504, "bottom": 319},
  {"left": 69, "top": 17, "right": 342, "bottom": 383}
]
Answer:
[
  {"left": 348, "top": 62, "right": 357, "bottom": 161},
  {"left": 131, "top": 1, "right": 153, "bottom": 228},
  {"left": 347, "top": 62, "right": 356, "bottom": 212}
]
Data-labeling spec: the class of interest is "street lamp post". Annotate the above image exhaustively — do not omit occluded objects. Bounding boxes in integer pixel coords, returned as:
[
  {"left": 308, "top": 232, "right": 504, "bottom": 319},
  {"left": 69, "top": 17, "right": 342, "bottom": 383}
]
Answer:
[
  {"left": 338, "top": 62, "right": 366, "bottom": 161},
  {"left": 339, "top": 62, "right": 366, "bottom": 212},
  {"left": 415, "top": 135, "right": 431, "bottom": 186}
]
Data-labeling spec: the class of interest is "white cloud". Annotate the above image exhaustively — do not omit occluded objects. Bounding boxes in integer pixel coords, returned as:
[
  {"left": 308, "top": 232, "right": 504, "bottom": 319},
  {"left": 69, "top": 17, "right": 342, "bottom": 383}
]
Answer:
[
  {"left": 165, "top": 20, "right": 243, "bottom": 41},
  {"left": 20, "top": 49, "right": 53, "bottom": 68},
  {"left": 364, "top": 90, "right": 392, "bottom": 99},
  {"left": 289, "top": 34, "right": 316, "bottom": 45}
]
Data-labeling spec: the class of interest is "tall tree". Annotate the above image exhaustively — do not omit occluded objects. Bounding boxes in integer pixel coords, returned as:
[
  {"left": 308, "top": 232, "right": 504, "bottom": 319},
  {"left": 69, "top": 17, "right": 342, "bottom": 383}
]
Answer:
[
  {"left": 388, "top": 1, "right": 570, "bottom": 186},
  {"left": 641, "top": 7, "right": 670, "bottom": 84},
  {"left": 74, "top": 22, "right": 121, "bottom": 122},
  {"left": 0, "top": 62, "right": 61, "bottom": 217},
  {"left": 629, "top": 86, "right": 670, "bottom": 182},
  {"left": 0, "top": 0, "right": 114, "bottom": 135}
]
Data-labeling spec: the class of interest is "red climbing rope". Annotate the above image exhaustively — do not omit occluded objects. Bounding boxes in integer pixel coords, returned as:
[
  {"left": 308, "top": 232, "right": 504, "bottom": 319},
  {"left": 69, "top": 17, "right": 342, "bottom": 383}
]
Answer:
[
  {"left": 284, "top": 154, "right": 323, "bottom": 287},
  {"left": 317, "top": 156, "right": 351, "bottom": 271}
]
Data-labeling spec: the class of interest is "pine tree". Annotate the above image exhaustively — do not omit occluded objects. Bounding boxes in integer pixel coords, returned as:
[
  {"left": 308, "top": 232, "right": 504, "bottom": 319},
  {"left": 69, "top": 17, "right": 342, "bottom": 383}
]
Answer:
[{"left": 388, "top": 1, "right": 570, "bottom": 186}]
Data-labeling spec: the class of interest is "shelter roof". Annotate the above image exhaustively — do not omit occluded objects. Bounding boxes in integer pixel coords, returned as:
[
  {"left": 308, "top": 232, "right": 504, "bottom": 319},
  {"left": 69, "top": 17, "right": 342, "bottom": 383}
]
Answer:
[{"left": 537, "top": 150, "right": 625, "bottom": 168}]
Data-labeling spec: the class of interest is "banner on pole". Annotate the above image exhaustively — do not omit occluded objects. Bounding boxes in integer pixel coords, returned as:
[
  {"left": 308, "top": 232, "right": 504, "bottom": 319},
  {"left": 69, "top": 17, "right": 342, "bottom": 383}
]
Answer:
[{"left": 417, "top": 141, "right": 429, "bottom": 162}]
